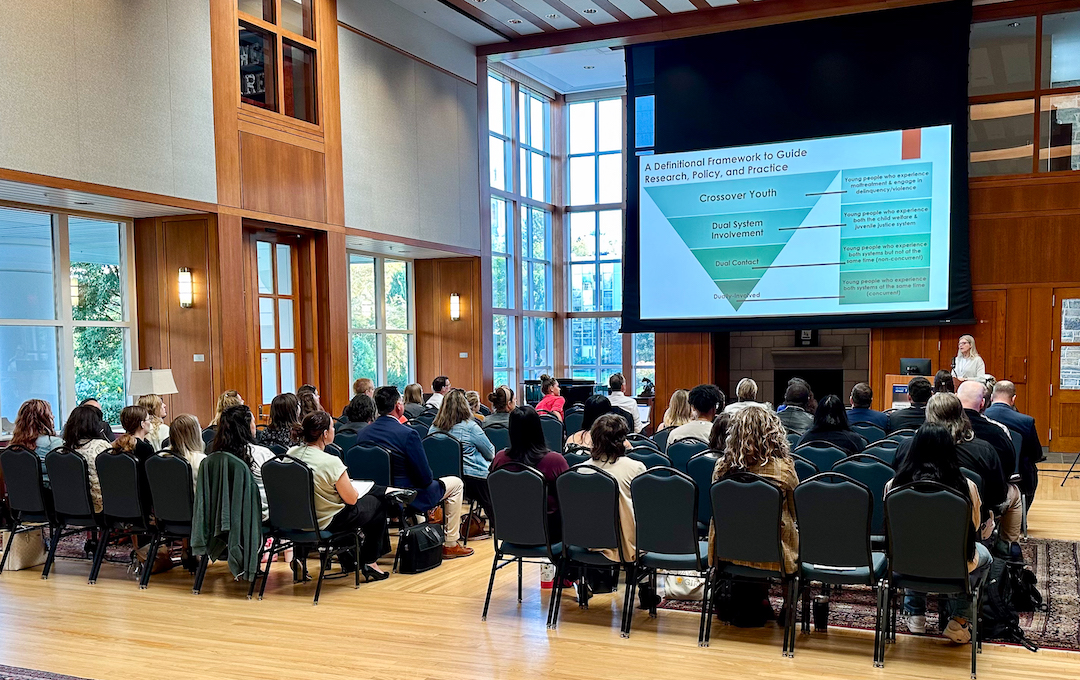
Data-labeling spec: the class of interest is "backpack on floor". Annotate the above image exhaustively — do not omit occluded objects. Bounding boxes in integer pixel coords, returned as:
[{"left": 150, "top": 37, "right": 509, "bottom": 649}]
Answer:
[
  {"left": 1008, "top": 562, "right": 1046, "bottom": 613},
  {"left": 978, "top": 557, "right": 1039, "bottom": 651}
]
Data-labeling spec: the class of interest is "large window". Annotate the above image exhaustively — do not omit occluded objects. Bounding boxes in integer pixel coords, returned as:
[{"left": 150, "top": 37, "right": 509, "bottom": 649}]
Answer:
[
  {"left": 238, "top": 0, "right": 317, "bottom": 124},
  {"left": 0, "top": 207, "right": 134, "bottom": 430},
  {"left": 348, "top": 253, "right": 414, "bottom": 390},
  {"left": 254, "top": 239, "right": 299, "bottom": 406}
]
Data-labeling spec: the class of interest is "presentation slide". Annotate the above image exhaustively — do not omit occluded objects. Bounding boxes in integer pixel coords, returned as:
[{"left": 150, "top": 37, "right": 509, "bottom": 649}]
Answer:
[{"left": 638, "top": 126, "right": 952, "bottom": 320}]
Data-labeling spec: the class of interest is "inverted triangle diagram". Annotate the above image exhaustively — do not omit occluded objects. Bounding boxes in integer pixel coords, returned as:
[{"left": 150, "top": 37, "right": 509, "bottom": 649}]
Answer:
[{"left": 645, "top": 170, "right": 839, "bottom": 311}]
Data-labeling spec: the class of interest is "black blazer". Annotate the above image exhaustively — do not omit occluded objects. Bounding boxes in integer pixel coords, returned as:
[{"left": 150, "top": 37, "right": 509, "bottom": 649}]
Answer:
[{"left": 886, "top": 405, "right": 926, "bottom": 433}]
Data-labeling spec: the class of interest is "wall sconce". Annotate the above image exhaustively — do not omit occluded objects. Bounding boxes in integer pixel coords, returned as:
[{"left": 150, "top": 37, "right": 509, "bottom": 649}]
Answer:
[
  {"left": 178, "top": 268, "right": 193, "bottom": 308},
  {"left": 449, "top": 293, "right": 461, "bottom": 321}
]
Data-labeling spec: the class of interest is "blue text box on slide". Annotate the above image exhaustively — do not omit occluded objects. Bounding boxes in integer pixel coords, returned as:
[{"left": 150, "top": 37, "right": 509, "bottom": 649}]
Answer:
[
  {"left": 669, "top": 208, "right": 814, "bottom": 249},
  {"left": 644, "top": 170, "right": 839, "bottom": 218},
  {"left": 840, "top": 163, "right": 933, "bottom": 204},
  {"left": 840, "top": 199, "right": 932, "bottom": 239}
]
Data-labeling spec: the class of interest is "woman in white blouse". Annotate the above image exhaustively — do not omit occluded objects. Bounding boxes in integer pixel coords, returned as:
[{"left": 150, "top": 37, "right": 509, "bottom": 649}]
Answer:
[{"left": 952, "top": 334, "right": 985, "bottom": 383}]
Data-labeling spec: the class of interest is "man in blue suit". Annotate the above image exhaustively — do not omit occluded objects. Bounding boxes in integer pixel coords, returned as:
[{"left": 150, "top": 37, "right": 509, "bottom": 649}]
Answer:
[
  {"left": 358, "top": 386, "right": 474, "bottom": 559},
  {"left": 985, "top": 380, "right": 1042, "bottom": 507},
  {"left": 847, "top": 383, "right": 888, "bottom": 430}
]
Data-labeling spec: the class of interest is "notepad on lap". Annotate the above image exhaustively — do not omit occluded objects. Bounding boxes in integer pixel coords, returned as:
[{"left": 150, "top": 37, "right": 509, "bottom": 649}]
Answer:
[{"left": 351, "top": 480, "right": 374, "bottom": 497}]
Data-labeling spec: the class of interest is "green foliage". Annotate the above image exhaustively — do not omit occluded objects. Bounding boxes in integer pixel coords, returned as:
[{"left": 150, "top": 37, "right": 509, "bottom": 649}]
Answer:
[{"left": 71, "top": 262, "right": 125, "bottom": 423}]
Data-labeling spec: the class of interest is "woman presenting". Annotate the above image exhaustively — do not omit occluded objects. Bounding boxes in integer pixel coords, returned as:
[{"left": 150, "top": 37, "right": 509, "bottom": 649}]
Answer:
[{"left": 951, "top": 334, "right": 985, "bottom": 383}]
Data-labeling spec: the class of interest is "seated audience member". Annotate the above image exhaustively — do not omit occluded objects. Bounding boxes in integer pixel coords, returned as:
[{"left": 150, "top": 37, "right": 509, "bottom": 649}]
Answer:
[
  {"left": 887, "top": 377, "right": 932, "bottom": 433},
  {"left": 466, "top": 390, "right": 486, "bottom": 423},
  {"left": 934, "top": 369, "right": 956, "bottom": 394},
  {"left": 340, "top": 378, "right": 374, "bottom": 418},
  {"left": 288, "top": 411, "right": 415, "bottom": 581},
  {"left": 298, "top": 385, "right": 324, "bottom": 419},
  {"left": 707, "top": 413, "right": 731, "bottom": 454},
  {"left": 403, "top": 383, "right": 426, "bottom": 420},
  {"left": 725, "top": 378, "right": 769, "bottom": 415},
  {"left": 337, "top": 394, "right": 376, "bottom": 436},
  {"left": 796, "top": 394, "right": 868, "bottom": 456},
  {"left": 61, "top": 405, "right": 112, "bottom": 513},
  {"left": 957, "top": 381, "right": 1016, "bottom": 477},
  {"left": 429, "top": 389, "right": 496, "bottom": 523},
  {"left": 358, "top": 386, "right": 473, "bottom": 559},
  {"left": 483, "top": 385, "right": 514, "bottom": 429},
  {"left": 9, "top": 399, "right": 63, "bottom": 479},
  {"left": 896, "top": 393, "right": 1015, "bottom": 546},
  {"left": 778, "top": 377, "right": 817, "bottom": 415},
  {"left": 888, "top": 423, "right": 991, "bottom": 643},
  {"left": 606, "top": 373, "right": 642, "bottom": 433},
  {"left": 710, "top": 406, "right": 799, "bottom": 626},
  {"left": 658, "top": 389, "right": 692, "bottom": 432},
  {"left": 777, "top": 380, "right": 814, "bottom": 435},
  {"left": 490, "top": 406, "right": 569, "bottom": 539},
  {"left": 984, "top": 380, "right": 1042, "bottom": 505},
  {"left": 205, "top": 390, "right": 244, "bottom": 440},
  {"left": 847, "top": 383, "right": 888, "bottom": 430},
  {"left": 581, "top": 413, "right": 655, "bottom": 608},
  {"left": 112, "top": 406, "right": 157, "bottom": 464},
  {"left": 669, "top": 384, "right": 725, "bottom": 444},
  {"left": 79, "top": 398, "right": 116, "bottom": 442},
  {"left": 257, "top": 393, "right": 302, "bottom": 449},
  {"left": 535, "top": 374, "right": 565, "bottom": 420},
  {"left": 166, "top": 414, "right": 207, "bottom": 490},
  {"left": 426, "top": 376, "right": 451, "bottom": 410},
  {"left": 136, "top": 394, "right": 170, "bottom": 451},
  {"left": 208, "top": 405, "right": 276, "bottom": 522},
  {"left": 565, "top": 395, "right": 618, "bottom": 451}
]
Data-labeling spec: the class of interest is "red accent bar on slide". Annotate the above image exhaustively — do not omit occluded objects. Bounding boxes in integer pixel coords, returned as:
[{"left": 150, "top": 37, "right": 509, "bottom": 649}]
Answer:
[{"left": 902, "top": 128, "right": 922, "bottom": 160}]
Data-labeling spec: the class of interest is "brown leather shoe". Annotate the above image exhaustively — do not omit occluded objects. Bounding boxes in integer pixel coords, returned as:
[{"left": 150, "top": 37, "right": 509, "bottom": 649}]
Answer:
[{"left": 442, "top": 544, "right": 475, "bottom": 559}]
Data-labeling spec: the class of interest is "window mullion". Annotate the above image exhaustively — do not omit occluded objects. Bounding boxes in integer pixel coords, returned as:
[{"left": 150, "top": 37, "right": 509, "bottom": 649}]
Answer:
[{"left": 55, "top": 213, "right": 77, "bottom": 418}]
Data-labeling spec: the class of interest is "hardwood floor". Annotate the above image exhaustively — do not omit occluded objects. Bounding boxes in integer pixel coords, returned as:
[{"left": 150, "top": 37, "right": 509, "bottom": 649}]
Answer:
[{"left": 1, "top": 467, "right": 1077, "bottom": 680}]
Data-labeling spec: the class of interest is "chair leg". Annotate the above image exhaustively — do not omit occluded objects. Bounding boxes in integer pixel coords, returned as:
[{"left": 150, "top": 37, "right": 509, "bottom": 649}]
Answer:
[
  {"left": 621, "top": 564, "right": 638, "bottom": 638},
  {"left": 193, "top": 554, "right": 209, "bottom": 594},
  {"left": 481, "top": 551, "right": 501, "bottom": 621},
  {"left": 0, "top": 526, "right": 21, "bottom": 575},
  {"left": 139, "top": 532, "right": 162, "bottom": 590},
  {"left": 703, "top": 576, "right": 719, "bottom": 647},
  {"left": 784, "top": 577, "right": 797, "bottom": 657},
  {"left": 971, "top": 586, "right": 981, "bottom": 680},
  {"left": 41, "top": 525, "right": 61, "bottom": 579},
  {"left": 650, "top": 570, "right": 658, "bottom": 618},
  {"left": 547, "top": 558, "right": 565, "bottom": 630},
  {"left": 248, "top": 537, "right": 269, "bottom": 600},
  {"left": 463, "top": 498, "right": 477, "bottom": 547},
  {"left": 89, "top": 527, "right": 110, "bottom": 585},
  {"left": 256, "top": 537, "right": 279, "bottom": 600},
  {"left": 312, "top": 549, "right": 329, "bottom": 606},
  {"left": 354, "top": 534, "right": 362, "bottom": 589},
  {"left": 801, "top": 578, "right": 812, "bottom": 633},
  {"left": 873, "top": 579, "right": 885, "bottom": 668},
  {"left": 697, "top": 570, "right": 712, "bottom": 647}
]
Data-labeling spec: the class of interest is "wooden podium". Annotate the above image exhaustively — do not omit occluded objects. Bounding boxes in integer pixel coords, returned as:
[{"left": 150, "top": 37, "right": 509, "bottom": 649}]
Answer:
[{"left": 883, "top": 374, "right": 933, "bottom": 410}]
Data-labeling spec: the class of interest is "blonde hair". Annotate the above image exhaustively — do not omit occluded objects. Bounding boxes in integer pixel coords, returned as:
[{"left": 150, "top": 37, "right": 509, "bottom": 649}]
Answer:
[
  {"left": 403, "top": 383, "right": 424, "bottom": 405},
  {"left": 716, "top": 406, "right": 789, "bottom": 477},
  {"left": 736, "top": 378, "right": 758, "bottom": 402},
  {"left": 211, "top": 390, "right": 243, "bottom": 426},
  {"left": 957, "top": 334, "right": 980, "bottom": 359},
  {"left": 137, "top": 394, "right": 165, "bottom": 439},
  {"left": 465, "top": 390, "right": 483, "bottom": 414},
  {"left": 662, "top": 389, "right": 692, "bottom": 429},
  {"left": 432, "top": 389, "right": 473, "bottom": 431},
  {"left": 169, "top": 414, "right": 203, "bottom": 461},
  {"left": 115, "top": 405, "right": 149, "bottom": 454},
  {"left": 926, "top": 392, "right": 974, "bottom": 444},
  {"left": 353, "top": 377, "right": 374, "bottom": 396}
]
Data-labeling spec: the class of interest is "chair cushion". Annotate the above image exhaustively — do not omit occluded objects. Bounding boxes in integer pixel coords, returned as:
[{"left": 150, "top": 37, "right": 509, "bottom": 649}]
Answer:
[
  {"left": 640, "top": 542, "right": 709, "bottom": 571},
  {"left": 566, "top": 545, "right": 621, "bottom": 566},
  {"left": 717, "top": 562, "right": 785, "bottom": 580},
  {"left": 802, "top": 552, "right": 887, "bottom": 586},
  {"left": 500, "top": 542, "right": 562, "bottom": 558}
]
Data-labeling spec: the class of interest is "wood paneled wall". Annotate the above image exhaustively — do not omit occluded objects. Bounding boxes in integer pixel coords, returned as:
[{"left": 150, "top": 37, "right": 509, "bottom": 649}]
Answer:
[
  {"left": 415, "top": 258, "right": 485, "bottom": 395},
  {"left": 654, "top": 333, "right": 716, "bottom": 421}
]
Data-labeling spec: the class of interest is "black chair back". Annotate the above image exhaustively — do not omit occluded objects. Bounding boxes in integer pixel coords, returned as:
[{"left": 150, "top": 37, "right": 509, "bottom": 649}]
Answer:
[
  {"left": 791, "top": 454, "right": 819, "bottom": 482},
  {"left": 710, "top": 472, "right": 784, "bottom": 570},
  {"left": 652, "top": 427, "right": 672, "bottom": 453},
  {"left": 686, "top": 452, "right": 719, "bottom": 527},
  {"left": 564, "top": 451, "right": 590, "bottom": 466},
  {"left": 1008, "top": 429, "right": 1022, "bottom": 476},
  {"left": 201, "top": 428, "right": 216, "bottom": 445},
  {"left": 489, "top": 467, "right": 549, "bottom": 548},
  {"left": 667, "top": 438, "right": 708, "bottom": 472},
  {"left": 95, "top": 451, "right": 148, "bottom": 521},
  {"left": 631, "top": 467, "right": 699, "bottom": 559},
  {"left": 267, "top": 443, "right": 288, "bottom": 456},
  {"left": 851, "top": 422, "right": 886, "bottom": 444},
  {"left": 794, "top": 442, "right": 847, "bottom": 471},
  {"left": 832, "top": 455, "right": 893, "bottom": 536},
  {"left": 423, "top": 432, "right": 464, "bottom": 479},
  {"left": 45, "top": 447, "right": 95, "bottom": 519},
  {"left": 345, "top": 443, "right": 392, "bottom": 485},
  {"left": 960, "top": 467, "right": 983, "bottom": 494},
  {"left": 333, "top": 431, "right": 358, "bottom": 455},
  {"left": 484, "top": 424, "right": 510, "bottom": 453},
  {"left": 0, "top": 446, "right": 50, "bottom": 519},
  {"left": 626, "top": 433, "right": 658, "bottom": 450},
  {"left": 556, "top": 465, "right": 622, "bottom": 559},
  {"left": 864, "top": 440, "right": 899, "bottom": 467},
  {"left": 408, "top": 420, "right": 429, "bottom": 440},
  {"left": 540, "top": 415, "right": 564, "bottom": 453},
  {"left": 885, "top": 429, "right": 916, "bottom": 446},
  {"left": 794, "top": 473, "right": 872, "bottom": 568},
  {"left": 325, "top": 442, "right": 344, "bottom": 460},
  {"left": 786, "top": 432, "right": 801, "bottom": 449},
  {"left": 564, "top": 408, "right": 585, "bottom": 438},
  {"left": 145, "top": 454, "right": 194, "bottom": 529},
  {"left": 885, "top": 481, "right": 972, "bottom": 582},
  {"left": 262, "top": 456, "right": 320, "bottom": 537},
  {"left": 627, "top": 447, "right": 671, "bottom": 469}
]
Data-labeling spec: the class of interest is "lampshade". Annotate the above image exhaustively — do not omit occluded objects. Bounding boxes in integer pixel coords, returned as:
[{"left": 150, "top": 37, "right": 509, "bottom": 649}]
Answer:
[{"left": 129, "top": 368, "right": 179, "bottom": 397}]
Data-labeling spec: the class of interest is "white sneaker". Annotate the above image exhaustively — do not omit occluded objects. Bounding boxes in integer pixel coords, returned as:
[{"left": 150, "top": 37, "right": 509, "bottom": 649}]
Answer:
[
  {"left": 944, "top": 618, "right": 972, "bottom": 644},
  {"left": 906, "top": 614, "right": 926, "bottom": 634}
]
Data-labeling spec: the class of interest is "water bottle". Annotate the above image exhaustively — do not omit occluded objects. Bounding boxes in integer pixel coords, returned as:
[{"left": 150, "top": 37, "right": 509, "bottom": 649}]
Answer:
[
  {"left": 540, "top": 563, "right": 556, "bottom": 589},
  {"left": 813, "top": 594, "right": 830, "bottom": 631}
]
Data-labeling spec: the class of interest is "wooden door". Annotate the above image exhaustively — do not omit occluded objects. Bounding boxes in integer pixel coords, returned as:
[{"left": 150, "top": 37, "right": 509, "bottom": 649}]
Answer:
[
  {"left": 246, "top": 232, "right": 303, "bottom": 417},
  {"left": 938, "top": 290, "right": 1006, "bottom": 382},
  {"left": 1051, "top": 287, "right": 1080, "bottom": 452}
]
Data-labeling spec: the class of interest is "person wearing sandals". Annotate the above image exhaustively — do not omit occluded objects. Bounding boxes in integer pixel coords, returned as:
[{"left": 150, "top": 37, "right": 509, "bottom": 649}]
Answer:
[{"left": 286, "top": 411, "right": 416, "bottom": 582}]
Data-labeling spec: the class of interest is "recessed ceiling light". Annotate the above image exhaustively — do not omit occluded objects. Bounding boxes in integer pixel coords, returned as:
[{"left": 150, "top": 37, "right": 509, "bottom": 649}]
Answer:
[
  {"left": 1008, "top": 21, "right": 1020, "bottom": 27},
  {"left": 547, "top": 13, "right": 558, "bottom": 18},
  {"left": 584, "top": 65, "right": 595, "bottom": 70},
  {"left": 74, "top": 201, "right": 93, "bottom": 205},
  {"left": 583, "top": 8, "right": 597, "bottom": 13},
  {"left": 508, "top": 18, "right": 522, "bottom": 23}
]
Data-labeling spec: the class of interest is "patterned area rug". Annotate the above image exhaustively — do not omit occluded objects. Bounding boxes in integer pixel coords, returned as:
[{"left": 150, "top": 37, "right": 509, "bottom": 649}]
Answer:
[
  {"left": 0, "top": 665, "right": 90, "bottom": 680},
  {"left": 658, "top": 537, "right": 1080, "bottom": 652}
]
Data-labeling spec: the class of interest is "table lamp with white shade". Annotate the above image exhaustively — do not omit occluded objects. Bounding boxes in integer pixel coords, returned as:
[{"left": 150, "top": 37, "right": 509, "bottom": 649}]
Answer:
[{"left": 129, "top": 368, "right": 179, "bottom": 398}]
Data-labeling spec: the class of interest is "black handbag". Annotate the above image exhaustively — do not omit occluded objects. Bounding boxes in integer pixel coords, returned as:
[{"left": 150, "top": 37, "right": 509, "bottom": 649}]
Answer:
[{"left": 397, "top": 522, "right": 444, "bottom": 574}]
